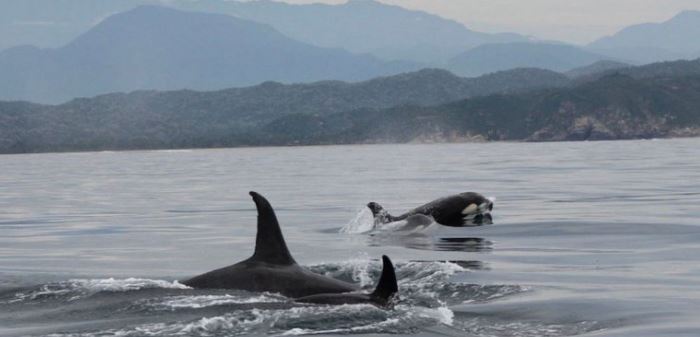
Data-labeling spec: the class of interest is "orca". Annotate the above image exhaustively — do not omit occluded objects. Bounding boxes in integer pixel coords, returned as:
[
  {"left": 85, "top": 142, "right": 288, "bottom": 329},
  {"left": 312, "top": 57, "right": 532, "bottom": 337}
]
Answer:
[
  {"left": 182, "top": 191, "right": 359, "bottom": 298},
  {"left": 367, "top": 192, "right": 494, "bottom": 227},
  {"left": 295, "top": 255, "right": 398, "bottom": 307}
]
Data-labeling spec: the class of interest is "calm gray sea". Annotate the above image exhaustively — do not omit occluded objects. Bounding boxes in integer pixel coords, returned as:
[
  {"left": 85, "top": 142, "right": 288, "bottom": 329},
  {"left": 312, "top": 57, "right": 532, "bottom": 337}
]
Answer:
[{"left": 1, "top": 138, "right": 699, "bottom": 336}]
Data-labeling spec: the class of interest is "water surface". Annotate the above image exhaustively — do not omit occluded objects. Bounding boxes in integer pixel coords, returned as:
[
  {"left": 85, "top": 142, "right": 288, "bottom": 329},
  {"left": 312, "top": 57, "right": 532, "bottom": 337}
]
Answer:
[{"left": 1, "top": 138, "right": 699, "bottom": 336}]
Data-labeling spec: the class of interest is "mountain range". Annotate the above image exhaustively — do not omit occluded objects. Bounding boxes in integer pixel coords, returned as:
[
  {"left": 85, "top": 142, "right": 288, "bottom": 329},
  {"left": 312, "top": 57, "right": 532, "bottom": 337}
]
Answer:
[
  {"left": 565, "top": 60, "right": 631, "bottom": 79},
  {"left": 3, "top": 1, "right": 700, "bottom": 67},
  {"left": 447, "top": 42, "right": 613, "bottom": 77},
  {"left": 273, "top": 73, "right": 700, "bottom": 145},
  {"left": 2, "top": 58, "right": 699, "bottom": 153},
  {"left": 588, "top": 10, "right": 700, "bottom": 64},
  {"left": 2, "top": 2, "right": 700, "bottom": 103},
  {"left": 174, "top": 0, "right": 528, "bottom": 65},
  {"left": 1, "top": 1, "right": 699, "bottom": 151},
  {"left": 0, "top": 66, "right": 570, "bottom": 153},
  {"left": 0, "top": 0, "right": 529, "bottom": 65},
  {"left": 0, "top": 6, "right": 416, "bottom": 104}
]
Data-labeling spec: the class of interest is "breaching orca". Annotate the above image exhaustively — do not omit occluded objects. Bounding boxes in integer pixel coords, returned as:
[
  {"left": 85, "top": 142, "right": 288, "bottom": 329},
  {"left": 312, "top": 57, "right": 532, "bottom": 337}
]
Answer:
[
  {"left": 295, "top": 255, "right": 398, "bottom": 307},
  {"left": 367, "top": 192, "right": 494, "bottom": 227},
  {"left": 183, "top": 191, "right": 359, "bottom": 298}
]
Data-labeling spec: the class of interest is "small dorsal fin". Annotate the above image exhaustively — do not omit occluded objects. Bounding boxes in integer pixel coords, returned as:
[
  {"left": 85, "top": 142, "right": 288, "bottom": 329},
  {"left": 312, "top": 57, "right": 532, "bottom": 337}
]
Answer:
[
  {"left": 371, "top": 255, "right": 398, "bottom": 302},
  {"left": 248, "top": 191, "right": 296, "bottom": 265}
]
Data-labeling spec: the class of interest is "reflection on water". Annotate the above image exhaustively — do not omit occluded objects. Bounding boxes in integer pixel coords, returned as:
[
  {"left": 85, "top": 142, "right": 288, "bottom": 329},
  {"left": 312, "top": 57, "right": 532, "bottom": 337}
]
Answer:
[
  {"left": 409, "top": 260, "right": 487, "bottom": 271},
  {"left": 363, "top": 210, "right": 495, "bottom": 253},
  {"left": 436, "top": 237, "right": 493, "bottom": 252},
  {"left": 369, "top": 231, "right": 494, "bottom": 253}
]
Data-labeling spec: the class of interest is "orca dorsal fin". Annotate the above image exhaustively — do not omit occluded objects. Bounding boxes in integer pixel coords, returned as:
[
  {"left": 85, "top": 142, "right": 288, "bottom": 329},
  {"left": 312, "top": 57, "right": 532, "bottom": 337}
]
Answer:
[
  {"left": 371, "top": 255, "right": 398, "bottom": 303},
  {"left": 248, "top": 191, "right": 297, "bottom": 265}
]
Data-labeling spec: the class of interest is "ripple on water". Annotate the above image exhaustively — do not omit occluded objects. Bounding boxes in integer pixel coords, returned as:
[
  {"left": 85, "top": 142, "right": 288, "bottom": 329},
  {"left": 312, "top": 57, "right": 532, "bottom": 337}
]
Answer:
[
  {"left": 1, "top": 260, "right": 536, "bottom": 337},
  {"left": 1, "top": 278, "right": 189, "bottom": 304},
  {"left": 454, "top": 317, "right": 603, "bottom": 337},
  {"left": 146, "top": 293, "right": 288, "bottom": 310}
]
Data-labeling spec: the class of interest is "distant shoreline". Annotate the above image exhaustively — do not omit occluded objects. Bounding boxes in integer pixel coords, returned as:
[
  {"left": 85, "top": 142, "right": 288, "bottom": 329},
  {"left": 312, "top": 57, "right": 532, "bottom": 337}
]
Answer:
[
  {"left": 2, "top": 135, "right": 698, "bottom": 156},
  {"left": 3, "top": 61, "right": 700, "bottom": 156}
]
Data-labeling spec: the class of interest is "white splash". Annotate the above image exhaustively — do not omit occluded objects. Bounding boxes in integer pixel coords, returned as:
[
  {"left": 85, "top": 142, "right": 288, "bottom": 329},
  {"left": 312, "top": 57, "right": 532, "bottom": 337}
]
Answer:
[
  {"left": 310, "top": 253, "right": 376, "bottom": 287},
  {"left": 339, "top": 206, "right": 375, "bottom": 234},
  {"left": 398, "top": 260, "right": 466, "bottom": 284},
  {"left": 179, "top": 310, "right": 266, "bottom": 334},
  {"left": 68, "top": 278, "right": 190, "bottom": 292},
  {"left": 8, "top": 278, "right": 190, "bottom": 303},
  {"left": 436, "top": 305, "right": 455, "bottom": 325},
  {"left": 347, "top": 254, "right": 375, "bottom": 287},
  {"left": 155, "top": 294, "right": 285, "bottom": 309}
]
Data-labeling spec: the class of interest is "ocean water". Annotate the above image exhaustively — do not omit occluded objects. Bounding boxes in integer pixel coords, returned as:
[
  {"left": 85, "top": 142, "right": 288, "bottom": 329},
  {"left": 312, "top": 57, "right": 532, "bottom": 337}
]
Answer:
[{"left": 1, "top": 138, "right": 699, "bottom": 337}]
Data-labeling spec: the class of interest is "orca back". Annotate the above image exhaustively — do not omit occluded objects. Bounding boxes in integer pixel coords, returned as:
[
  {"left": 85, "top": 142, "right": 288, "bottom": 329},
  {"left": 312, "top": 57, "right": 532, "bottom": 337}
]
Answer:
[
  {"left": 182, "top": 191, "right": 359, "bottom": 297},
  {"left": 296, "top": 255, "right": 398, "bottom": 306}
]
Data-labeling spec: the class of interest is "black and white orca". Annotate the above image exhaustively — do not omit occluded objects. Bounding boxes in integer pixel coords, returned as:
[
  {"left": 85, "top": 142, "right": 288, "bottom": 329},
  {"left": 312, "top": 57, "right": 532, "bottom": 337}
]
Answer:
[
  {"left": 367, "top": 192, "right": 494, "bottom": 227},
  {"left": 183, "top": 192, "right": 398, "bottom": 306}
]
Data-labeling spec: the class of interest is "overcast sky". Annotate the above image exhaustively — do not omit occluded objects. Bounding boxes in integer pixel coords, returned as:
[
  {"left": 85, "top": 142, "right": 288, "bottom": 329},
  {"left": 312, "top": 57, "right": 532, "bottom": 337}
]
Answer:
[{"left": 278, "top": 0, "right": 700, "bottom": 44}]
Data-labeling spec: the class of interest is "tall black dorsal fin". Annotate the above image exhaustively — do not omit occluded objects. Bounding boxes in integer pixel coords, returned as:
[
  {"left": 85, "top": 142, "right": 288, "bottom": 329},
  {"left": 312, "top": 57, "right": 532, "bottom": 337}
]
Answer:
[
  {"left": 248, "top": 191, "right": 296, "bottom": 265},
  {"left": 371, "top": 255, "right": 398, "bottom": 302}
]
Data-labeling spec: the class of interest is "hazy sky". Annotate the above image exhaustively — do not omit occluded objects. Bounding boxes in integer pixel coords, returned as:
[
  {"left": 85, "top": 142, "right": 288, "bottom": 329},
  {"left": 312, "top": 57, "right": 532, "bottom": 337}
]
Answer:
[{"left": 277, "top": 0, "right": 700, "bottom": 44}]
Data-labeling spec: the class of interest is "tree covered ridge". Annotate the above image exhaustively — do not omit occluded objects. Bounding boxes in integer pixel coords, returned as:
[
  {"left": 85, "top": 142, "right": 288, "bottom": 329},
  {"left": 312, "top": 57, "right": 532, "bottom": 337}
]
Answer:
[{"left": 1, "top": 62, "right": 699, "bottom": 154}]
